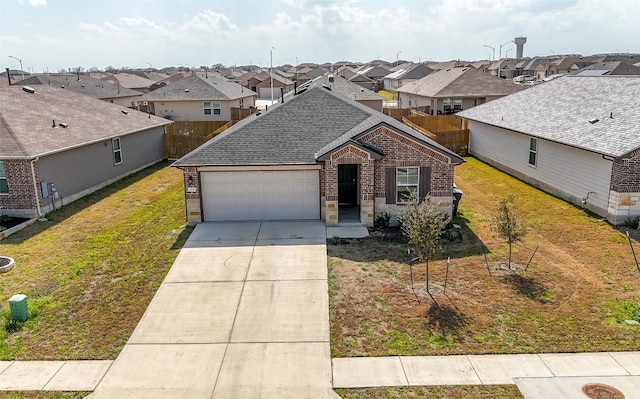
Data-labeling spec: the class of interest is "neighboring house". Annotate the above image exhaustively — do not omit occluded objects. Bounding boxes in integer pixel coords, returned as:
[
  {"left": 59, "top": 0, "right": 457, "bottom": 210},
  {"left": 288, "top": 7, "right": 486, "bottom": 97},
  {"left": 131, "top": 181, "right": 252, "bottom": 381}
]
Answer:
[
  {"left": 547, "top": 57, "right": 598, "bottom": 76},
  {"left": 0, "top": 85, "right": 171, "bottom": 219},
  {"left": 571, "top": 61, "right": 640, "bottom": 76},
  {"left": 383, "top": 64, "right": 434, "bottom": 92},
  {"left": 255, "top": 74, "right": 294, "bottom": 98},
  {"left": 458, "top": 76, "right": 640, "bottom": 225},
  {"left": 299, "top": 73, "right": 385, "bottom": 113},
  {"left": 396, "top": 66, "right": 524, "bottom": 113},
  {"left": 349, "top": 73, "right": 377, "bottom": 91},
  {"left": 488, "top": 59, "right": 519, "bottom": 79},
  {"left": 172, "top": 84, "right": 464, "bottom": 227},
  {"left": 135, "top": 74, "right": 257, "bottom": 121},
  {"left": 515, "top": 58, "right": 551, "bottom": 79},
  {"left": 19, "top": 74, "right": 143, "bottom": 107},
  {"left": 101, "top": 73, "right": 156, "bottom": 92}
]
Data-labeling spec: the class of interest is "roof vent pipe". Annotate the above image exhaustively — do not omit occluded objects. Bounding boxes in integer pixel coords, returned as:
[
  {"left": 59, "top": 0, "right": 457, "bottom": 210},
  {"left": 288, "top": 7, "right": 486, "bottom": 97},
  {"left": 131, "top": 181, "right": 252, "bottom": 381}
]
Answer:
[
  {"left": 294, "top": 81, "right": 297, "bottom": 95},
  {"left": 5, "top": 68, "right": 11, "bottom": 86},
  {"left": 610, "top": 112, "right": 613, "bottom": 118},
  {"left": 52, "top": 119, "right": 56, "bottom": 128}
]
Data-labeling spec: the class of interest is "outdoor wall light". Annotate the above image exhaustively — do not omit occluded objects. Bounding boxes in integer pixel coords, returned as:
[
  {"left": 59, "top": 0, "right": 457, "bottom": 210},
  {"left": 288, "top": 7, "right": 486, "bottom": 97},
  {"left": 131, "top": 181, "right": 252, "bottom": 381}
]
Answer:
[{"left": 188, "top": 175, "right": 194, "bottom": 185}]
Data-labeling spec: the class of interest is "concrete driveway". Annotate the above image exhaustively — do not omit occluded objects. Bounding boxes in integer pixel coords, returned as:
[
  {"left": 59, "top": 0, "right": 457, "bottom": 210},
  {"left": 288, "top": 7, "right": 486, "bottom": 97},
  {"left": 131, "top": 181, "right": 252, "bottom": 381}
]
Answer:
[{"left": 89, "top": 221, "right": 339, "bottom": 399}]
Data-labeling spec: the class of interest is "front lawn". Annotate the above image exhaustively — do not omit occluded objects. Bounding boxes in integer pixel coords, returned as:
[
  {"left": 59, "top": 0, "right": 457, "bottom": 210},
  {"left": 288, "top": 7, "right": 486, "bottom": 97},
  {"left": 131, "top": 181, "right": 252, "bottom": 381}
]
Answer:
[
  {"left": 0, "top": 162, "right": 190, "bottom": 360},
  {"left": 329, "top": 157, "right": 640, "bottom": 357},
  {"left": 0, "top": 393, "right": 88, "bottom": 399},
  {"left": 336, "top": 385, "right": 523, "bottom": 399}
]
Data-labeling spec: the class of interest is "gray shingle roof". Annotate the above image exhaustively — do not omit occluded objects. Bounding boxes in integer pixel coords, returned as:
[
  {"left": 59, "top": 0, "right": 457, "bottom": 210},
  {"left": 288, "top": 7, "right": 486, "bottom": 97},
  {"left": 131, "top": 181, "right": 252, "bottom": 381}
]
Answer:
[
  {"left": 1, "top": 85, "right": 171, "bottom": 159},
  {"left": 137, "top": 74, "right": 256, "bottom": 102},
  {"left": 19, "top": 74, "right": 142, "bottom": 100},
  {"left": 457, "top": 76, "right": 640, "bottom": 158},
  {"left": 311, "top": 73, "right": 384, "bottom": 101},
  {"left": 397, "top": 67, "right": 524, "bottom": 98},
  {"left": 173, "top": 86, "right": 464, "bottom": 167}
]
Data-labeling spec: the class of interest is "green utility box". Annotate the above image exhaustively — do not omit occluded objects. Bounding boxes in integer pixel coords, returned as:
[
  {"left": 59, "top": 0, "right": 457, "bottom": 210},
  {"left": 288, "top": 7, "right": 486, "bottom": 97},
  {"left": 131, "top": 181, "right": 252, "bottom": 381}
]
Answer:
[{"left": 9, "top": 294, "right": 29, "bottom": 322}]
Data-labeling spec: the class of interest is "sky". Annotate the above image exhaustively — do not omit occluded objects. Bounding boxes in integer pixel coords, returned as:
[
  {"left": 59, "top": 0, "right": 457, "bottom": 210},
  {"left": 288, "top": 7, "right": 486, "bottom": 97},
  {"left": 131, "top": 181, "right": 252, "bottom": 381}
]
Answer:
[{"left": 1, "top": 0, "right": 639, "bottom": 72}]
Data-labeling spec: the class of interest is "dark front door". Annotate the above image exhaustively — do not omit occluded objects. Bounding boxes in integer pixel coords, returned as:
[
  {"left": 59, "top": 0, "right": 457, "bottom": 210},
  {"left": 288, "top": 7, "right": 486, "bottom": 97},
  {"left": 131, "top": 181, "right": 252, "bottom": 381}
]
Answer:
[{"left": 338, "top": 164, "right": 358, "bottom": 205}]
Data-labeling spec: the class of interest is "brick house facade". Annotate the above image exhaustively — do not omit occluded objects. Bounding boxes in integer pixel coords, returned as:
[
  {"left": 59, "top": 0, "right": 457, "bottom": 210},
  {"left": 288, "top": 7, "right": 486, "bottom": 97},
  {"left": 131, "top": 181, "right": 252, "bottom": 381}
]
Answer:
[
  {"left": 608, "top": 149, "right": 640, "bottom": 224},
  {"left": 0, "top": 160, "right": 42, "bottom": 218}
]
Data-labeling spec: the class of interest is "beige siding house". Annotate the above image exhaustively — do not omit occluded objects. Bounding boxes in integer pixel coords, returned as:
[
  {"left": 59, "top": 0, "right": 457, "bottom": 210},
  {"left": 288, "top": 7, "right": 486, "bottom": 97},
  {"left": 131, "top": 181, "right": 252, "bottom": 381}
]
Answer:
[
  {"left": 458, "top": 76, "right": 640, "bottom": 224},
  {"left": 397, "top": 66, "right": 524, "bottom": 114},
  {"left": 136, "top": 74, "right": 256, "bottom": 122}
]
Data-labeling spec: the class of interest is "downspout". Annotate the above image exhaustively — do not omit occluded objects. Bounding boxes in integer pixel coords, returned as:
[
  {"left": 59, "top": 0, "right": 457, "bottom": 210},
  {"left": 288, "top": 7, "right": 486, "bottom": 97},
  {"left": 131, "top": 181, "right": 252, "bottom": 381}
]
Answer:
[{"left": 30, "top": 157, "right": 46, "bottom": 220}]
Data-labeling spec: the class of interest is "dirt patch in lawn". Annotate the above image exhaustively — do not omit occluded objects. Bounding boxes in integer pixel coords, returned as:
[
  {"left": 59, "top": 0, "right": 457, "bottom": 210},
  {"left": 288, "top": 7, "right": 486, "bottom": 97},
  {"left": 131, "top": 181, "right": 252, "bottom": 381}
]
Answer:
[{"left": 329, "top": 158, "right": 640, "bottom": 357}]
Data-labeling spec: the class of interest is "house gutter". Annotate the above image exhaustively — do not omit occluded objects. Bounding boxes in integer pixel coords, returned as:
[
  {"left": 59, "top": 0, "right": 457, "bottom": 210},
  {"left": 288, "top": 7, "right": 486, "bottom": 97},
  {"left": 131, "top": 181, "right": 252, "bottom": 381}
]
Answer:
[{"left": 29, "top": 157, "right": 46, "bottom": 220}]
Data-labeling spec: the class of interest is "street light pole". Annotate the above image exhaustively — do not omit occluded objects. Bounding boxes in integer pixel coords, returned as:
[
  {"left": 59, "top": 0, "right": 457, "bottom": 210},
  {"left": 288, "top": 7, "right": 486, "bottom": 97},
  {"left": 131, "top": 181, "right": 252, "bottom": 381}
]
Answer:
[
  {"left": 483, "top": 45, "right": 495, "bottom": 61},
  {"left": 295, "top": 56, "right": 298, "bottom": 83},
  {"left": 8, "top": 56, "right": 24, "bottom": 81},
  {"left": 270, "top": 47, "right": 274, "bottom": 105},
  {"left": 396, "top": 50, "right": 402, "bottom": 66},
  {"left": 497, "top": 40, "right": 514, "bottom": 79}
]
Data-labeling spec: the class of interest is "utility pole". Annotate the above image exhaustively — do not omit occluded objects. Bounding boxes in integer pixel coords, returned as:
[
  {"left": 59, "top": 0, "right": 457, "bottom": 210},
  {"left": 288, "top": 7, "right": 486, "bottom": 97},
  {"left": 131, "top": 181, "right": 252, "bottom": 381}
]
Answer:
[
  {"left": 483, "top": 45, "right": 495, "bottom": 61},
  {"left": 498, "top": 40, "right": 514, "bottom": 79},
  {"left": 8, "top": 56, "right": 24, "bottom": 81},
  {"left": 270, "top": 47, "right": 274, "bottom": 106}
]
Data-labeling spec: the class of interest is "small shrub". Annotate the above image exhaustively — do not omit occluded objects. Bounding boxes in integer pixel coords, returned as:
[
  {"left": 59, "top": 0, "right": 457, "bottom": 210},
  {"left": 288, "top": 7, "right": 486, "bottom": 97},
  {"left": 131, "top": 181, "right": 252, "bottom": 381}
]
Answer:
[
  {"left": 622, "top": 216, "right": 640, "bottom": 229},
  {"left": 443, "top": 226, "right": 463, "bottom": 242},
  {"left": 374, "top": 212, "right": 391, "bottom": 229}
]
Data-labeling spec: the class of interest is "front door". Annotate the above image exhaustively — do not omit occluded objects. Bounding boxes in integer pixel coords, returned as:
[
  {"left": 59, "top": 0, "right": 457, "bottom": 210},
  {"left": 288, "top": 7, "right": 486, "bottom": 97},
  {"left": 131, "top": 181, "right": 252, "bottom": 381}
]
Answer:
[{"left": 338, "top": 164, "right": 358, "bottom": 205}]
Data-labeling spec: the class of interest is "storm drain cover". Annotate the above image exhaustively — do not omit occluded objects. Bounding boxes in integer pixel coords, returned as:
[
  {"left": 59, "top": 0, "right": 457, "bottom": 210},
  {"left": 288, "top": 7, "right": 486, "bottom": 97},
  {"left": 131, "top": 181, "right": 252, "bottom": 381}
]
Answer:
[{"left": 582, "top": 383, "right": 625, "bottom": 399}]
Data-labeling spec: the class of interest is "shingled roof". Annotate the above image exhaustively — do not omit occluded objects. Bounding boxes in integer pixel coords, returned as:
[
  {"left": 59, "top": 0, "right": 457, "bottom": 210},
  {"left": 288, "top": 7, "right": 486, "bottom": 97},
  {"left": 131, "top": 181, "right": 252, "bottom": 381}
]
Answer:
[
  {"left": 19, "top": 74, "right": 142, "bottom": 100},
  {"left": 1, "top": 85, "right": 170, "bottom": 159},
  {"left": 173, "top": 86, "right": 463, "bottom": 167},
  {"left": 457, "top": 76, "right": 640, "bottom": 158},
  {"left": 137, "top": 74, "right": 256, "bottom": 101},
  {"left": 398, "top": 66, "right": 524, "bottom": 98}
]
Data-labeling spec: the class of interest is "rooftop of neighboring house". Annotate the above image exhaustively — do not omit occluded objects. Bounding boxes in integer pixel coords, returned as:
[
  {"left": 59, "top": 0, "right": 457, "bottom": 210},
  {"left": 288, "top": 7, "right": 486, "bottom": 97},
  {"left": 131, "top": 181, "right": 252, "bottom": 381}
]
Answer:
[
  {"left": 136, "top": 74, "right": 257, "bottom": 102},
  {"left": 305, "top": 73, "right": 384, "bottom": 101},
  {"left": 397, "top": 66, "right": 525, "bottom": 98},
  {"left": 457, "top": 76, "right": 640, "bottom": 158},
  {"left": 0, "top": 85, "right": 170, "bottom": 159},
  {"left": 173, "top": 85, "right": 463, "bottom": 167},
  {"left": 384, "top": 64, "right": 434, "bottom": 80},
  {"left": 488, "top": 59, "right": 519, "bottom": 71},
  {"left": 571, "top": 61, "right": 640, "bottom": 76},
  {"left": 101, "top": 73, "right": 156, "bottom": 90},
  {"left": 19, "top": 74, "right": 143, "bottom": 99},
  {"left": 516, "top": 58, "right": 552, "bottom": 70}
]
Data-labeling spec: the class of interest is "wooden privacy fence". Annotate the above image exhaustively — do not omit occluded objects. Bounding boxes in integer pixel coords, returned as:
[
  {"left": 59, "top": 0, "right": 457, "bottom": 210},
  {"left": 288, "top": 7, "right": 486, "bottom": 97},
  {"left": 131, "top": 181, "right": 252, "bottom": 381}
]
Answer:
[
  {"left": 231, "top": 107, "right": 258, "bottom": 121},
  {"left": 400, "top": 114, "right": 469, "bottom": 156},
  {"left": 164, "top": 121, "right": 236, "bottom": 159}
]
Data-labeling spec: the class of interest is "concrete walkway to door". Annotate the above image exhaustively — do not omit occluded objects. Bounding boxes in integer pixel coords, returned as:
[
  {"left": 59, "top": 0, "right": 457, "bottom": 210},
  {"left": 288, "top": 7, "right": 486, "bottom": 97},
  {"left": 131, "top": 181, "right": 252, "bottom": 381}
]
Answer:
[{"left": 88, "top": 221, "right": 339, "bottom": 399}]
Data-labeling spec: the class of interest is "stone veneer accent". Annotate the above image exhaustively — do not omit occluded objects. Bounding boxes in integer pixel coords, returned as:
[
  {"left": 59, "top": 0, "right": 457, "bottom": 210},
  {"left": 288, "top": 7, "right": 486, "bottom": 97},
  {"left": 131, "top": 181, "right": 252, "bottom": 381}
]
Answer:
[
  {"left": 181, "top": 166, "right": 202, "bottom": 225},
  {"left": 0, "top": 159, "right": 42, "bottom": 218}
]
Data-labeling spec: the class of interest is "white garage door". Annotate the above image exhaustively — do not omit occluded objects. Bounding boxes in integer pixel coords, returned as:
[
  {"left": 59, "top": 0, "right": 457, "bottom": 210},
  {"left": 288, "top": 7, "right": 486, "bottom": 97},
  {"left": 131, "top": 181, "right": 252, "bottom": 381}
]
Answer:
[{"left": 201, "top": 170, "right": 320, "bottom": 221}]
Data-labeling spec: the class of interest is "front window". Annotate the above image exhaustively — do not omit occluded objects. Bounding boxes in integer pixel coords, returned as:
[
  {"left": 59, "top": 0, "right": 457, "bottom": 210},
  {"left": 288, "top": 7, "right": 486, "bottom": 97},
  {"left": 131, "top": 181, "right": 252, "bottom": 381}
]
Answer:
[
  {"left": 529, "top": 137, "right": 538, "bottom": 166},
  {"left": 0, "top": 161, "right": 8, "bottom": 194},
  {"left": 112, "top": 138, "right": 123, "bottom": 165},
  {"left": 396, "top": 167, "right": 419, "bottom": 203},
  {"left": 204, "top": 101, "right": 221, "bottom": 115}
]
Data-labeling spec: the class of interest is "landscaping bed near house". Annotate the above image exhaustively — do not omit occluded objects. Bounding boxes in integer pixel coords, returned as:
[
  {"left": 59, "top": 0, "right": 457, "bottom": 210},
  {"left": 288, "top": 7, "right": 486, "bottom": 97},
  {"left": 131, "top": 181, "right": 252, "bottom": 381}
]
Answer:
[
  {"left": 336, "top": 385, "right": 523, "bottom": 399},
  {"left": 0, "top": 216, "right": 31, "bottom": 232},
  {"left": 329, "top": 157, "right": 640, "bottom": 358},
  {"left": 0, "top": 161, "right": 190, "bottom": 360}
]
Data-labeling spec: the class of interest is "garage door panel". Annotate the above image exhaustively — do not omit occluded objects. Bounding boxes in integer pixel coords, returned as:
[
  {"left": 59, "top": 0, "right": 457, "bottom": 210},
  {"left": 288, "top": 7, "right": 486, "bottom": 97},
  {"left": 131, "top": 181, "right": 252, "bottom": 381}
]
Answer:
[{"left": 202, "top": 170, "right": 319, "bottom": 221}]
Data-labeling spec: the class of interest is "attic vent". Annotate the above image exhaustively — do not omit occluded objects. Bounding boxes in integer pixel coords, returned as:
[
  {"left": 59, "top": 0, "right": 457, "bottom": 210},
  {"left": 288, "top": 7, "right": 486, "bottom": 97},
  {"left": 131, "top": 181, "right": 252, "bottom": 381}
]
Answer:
[
  {"left": 60, "top": 85, "right": 65, "bottom": 89},
  {"left": 121, "top": 110, "right": 128, "bottom": 115},
  {"left": 184, "top": 88, "right": 189, "bottom": 92},
  {"left": 328, "top": 74, "right": 335, "bottom": 82},
  {"left": 22, "top": 86, "right": 36, "bottom": 94},
  {"left": 58, "top": 122, "right": 69, "bottom": 128},
  {"left": 589, "top": 118, "right": 599, "bottom": 124},
  {"left": 322, "top": 84, "right": 332, "bottom": 91}
]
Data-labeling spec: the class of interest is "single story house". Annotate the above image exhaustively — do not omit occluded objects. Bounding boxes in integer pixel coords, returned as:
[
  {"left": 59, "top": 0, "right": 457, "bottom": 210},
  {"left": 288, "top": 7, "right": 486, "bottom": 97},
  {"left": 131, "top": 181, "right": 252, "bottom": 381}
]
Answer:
[
  {"left": 18, "top": 74, "right": 143, "bottom": 107},
  {"left": 255, "top": 74, "right": 294, "bottom": 98},
  {"left": 396, "top": 66, "right": 524, "bottom": 113},
  {"left": 135, "top": 74, "right": 257, "bottom": 122},
  {"left": 0, "top": 85, "right": 171, "bottom": 219},
  {"left": 101, "top": 73, "right": 156, "bottom": 93},
  {"left": 383, "top": 64, "right": 434, "bottom": 92},
  {"left": 172, "top": 84, "right": 464, "bottom": 226},
  {"left": 458, "top": 75, "right": 640, "bottom": 225},
  {"left": 571, "top": 61, "right": 640, "bottom": 76},
  {"left": 309, "top": 73, "right": 385, "bottom": 113}
]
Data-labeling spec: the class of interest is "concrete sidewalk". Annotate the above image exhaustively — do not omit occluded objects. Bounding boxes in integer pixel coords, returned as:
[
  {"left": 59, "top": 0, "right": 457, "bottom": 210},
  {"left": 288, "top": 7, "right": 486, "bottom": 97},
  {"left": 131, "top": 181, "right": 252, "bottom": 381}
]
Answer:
[
  {"left": 333, "top": 352, "right": 640, "bottom": 398},
  {"left": 87, "top": 221, "right": 338, "bottom": 399},
  {"left": 0, "top": 360, "right": 112, "bottom": 391}
]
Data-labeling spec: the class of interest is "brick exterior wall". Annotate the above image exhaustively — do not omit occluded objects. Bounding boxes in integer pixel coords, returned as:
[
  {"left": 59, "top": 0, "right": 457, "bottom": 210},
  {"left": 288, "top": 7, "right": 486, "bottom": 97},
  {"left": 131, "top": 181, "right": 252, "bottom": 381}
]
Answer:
[
  {"left": 0, "top": 159, "right": 41, "bottom": 217},
  {"left": 359, "top": 126, "right": 454, "bottom": 199},
  {"left": 611, "top": 149, "right": 640, "bottom": 192},
  {"left": 180, "top": 166, "right": 202, "bottom": 224},
  {"left": 324, "top": 146, "right": 374, "bottom": 202}
]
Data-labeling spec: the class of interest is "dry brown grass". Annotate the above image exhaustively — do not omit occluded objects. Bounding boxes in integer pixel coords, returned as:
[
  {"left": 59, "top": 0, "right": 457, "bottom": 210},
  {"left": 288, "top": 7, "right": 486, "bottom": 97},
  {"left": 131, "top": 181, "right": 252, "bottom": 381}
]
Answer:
[
  {"left": 0, "top": 393, "right": 88, "bottom": 399},
  {"left": 329, "top": 157, "right": 640, "bottom": 357},
  {"left": 336, "top": 385, "right": 523, "bottom": 399}
]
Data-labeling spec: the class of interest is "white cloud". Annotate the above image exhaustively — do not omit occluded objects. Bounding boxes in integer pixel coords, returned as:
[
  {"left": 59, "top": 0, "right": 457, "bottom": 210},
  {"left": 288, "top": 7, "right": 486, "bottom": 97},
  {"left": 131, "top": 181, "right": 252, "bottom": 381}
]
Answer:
[{"left": 29, "top": 0, "right": 47, "bottom": 6}]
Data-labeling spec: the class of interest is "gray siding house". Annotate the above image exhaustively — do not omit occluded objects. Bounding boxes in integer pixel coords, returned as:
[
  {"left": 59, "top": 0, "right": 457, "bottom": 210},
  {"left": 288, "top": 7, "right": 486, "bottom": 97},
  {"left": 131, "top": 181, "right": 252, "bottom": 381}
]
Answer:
[
  {"left": 0, "top": 85, "right": 171, "bottom": 218},
  {"left": 458, "top": 76, "right": 640, "bottom": 225}
]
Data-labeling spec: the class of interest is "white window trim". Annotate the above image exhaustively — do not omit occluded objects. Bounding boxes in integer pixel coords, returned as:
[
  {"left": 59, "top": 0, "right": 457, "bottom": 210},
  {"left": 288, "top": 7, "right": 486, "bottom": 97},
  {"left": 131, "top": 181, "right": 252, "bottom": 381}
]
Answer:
[
  {"left": 112, "top": 138, "right": 123, "bottom": 165},
  {"left": 203, "top": 101, "right": 212, "bottom": 115},
  {"left": 396, "top": 167, "right": 420, "bottom": 204},
  {"left": 0, "top": 161, "right": 8, "bottom": 194},
  {"left": 528, "top": 137, "right": 538, "bottom": 167},
  {"left": 212, "top": 101, "right": 221, "bottom": 115}
]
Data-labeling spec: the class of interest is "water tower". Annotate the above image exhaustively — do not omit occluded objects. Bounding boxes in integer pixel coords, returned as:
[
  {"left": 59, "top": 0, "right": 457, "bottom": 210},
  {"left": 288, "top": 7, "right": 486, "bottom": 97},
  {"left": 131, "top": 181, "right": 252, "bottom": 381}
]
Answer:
[{"left": 514, "top": 37, "right": 527, "bottom": 59}]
